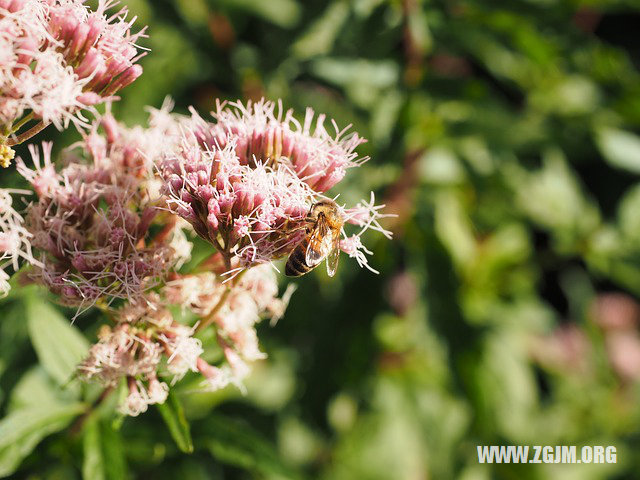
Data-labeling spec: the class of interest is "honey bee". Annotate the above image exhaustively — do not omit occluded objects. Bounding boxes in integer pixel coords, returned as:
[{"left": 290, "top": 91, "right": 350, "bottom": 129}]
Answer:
[{"left": 285, "top": 199, "right": 344, "bottom": 277}]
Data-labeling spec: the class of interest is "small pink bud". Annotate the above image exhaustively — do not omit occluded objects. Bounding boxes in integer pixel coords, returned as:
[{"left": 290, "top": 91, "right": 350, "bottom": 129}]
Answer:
[
  {"left": 75, "top": 47, "right": 102, "bottom": 78},
  {"left": 77, "top": 92, "right": 103, "bottom": 106},
  {"left": 15, "top": 37, "right": 38, "bottom": 67},
  {"left": 313, "top": 168, "right": 345, "bottom": 192},
  {"left": 72, "top": 254, "right": 89, "bottom": 272},
  {"left": 109, "top": 227, "right": 126, "bottom": 245},
  {"left": 51, "top": 14, "right": 77, "bottom": 43},
  {"left": 196, "top": 184, "right": 214, "bottom": 202},
  {"left": 103, "top": 65, "right": 143, "bottom": 96},
  {"left": 62, "top": 285, "right": 80, "bottom": 299},
  {"left": 196, "top": 357, "right": 217, "bottom": 378},
  {"left": 101, "top": 114, "right": 119, "bottom": 144},
  {"left": 68, "top": 22, "right": 90, "bottom": 60},
  {"left": 218, "top": 193, "right": 235, "bottom": 215},
  {"left": 207, "top": 210, "right": 219, "bottom": 232},
  {"left": 84, "top": 16, "right": 103, "bottom": 50},
  {"left": 7, "top": 0, "right": 25, "bottom": 12}
]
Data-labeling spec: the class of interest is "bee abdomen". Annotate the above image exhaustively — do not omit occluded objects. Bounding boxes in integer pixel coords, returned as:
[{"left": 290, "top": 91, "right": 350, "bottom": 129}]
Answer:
[{"left": 285, "top": 246, "right": 310, "bottom": 277}]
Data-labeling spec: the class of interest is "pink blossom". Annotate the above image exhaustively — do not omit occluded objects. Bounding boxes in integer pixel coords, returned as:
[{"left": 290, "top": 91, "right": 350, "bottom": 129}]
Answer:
[
  {"left": 592, "top": 292, "right": 640, "bottom": 331},
  {"left": 205, "top": 99, "right": 368, "bottom": 192},
  {"left": 154, "top": 100, "right": 392, "bottom": 275},
  {"left": 0, "top": 0, "right": 146, "bottom": 145},
  {"left": 119, "top": 375, "right": 168, "bottom": 417},
  {"left": 16, "top": 114, "right": 182, "bottom": 312},
  {"left": 0, "top": 188, "right": 40, "bottom": 296},
  {"left": 79, "top": 272, "right": 295, "bottom": 415},
  {"left": 530, "top": 324, "right": 591, "bottom": 374},
  {"left": 606, "top": 331, "right": 640, "bottom": 382},
  {"left": 78, "top": 323, "right": 162, "bottom": 386},
  {"left": 162, "top": 264, "right": 294, "bottom": 391}
]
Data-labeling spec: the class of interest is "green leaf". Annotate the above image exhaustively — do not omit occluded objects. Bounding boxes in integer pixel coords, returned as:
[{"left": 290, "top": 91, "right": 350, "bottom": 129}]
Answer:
[
  {"left": 204, "top": 415, "right": 301, "bottom": 479},
  {"left": 26, "top": 299, "right": 89, "bottom": 386},
  {"left": 596, "top": 127, "right": 640, "bottom": 173},
  {"left": 101, "top": 419, "right": 128, "bottom": 480},
  {"left": 0, "top": 300, "right": 29, "bottom": 379},
  {"left": 618, "top": 183, "right": 640, "bottom": 241},
  {"left": 8, "top": 367, "right": 61, "bottom": 412},
  {"left": 0, "top": 403, "right": 85, "bottom": 477},
  {"left": 83, "top": 418, "right": 105, "bottom": 480},
  {"left": 157, "top": 393, "right": 193, "bottom": 453},
  {"left": 291, "top": 1, "right": 350, "bottom": 59},
  {"left": 82, "top": 418, "right": 128, "bottom": 480},
  {"left": 310, "top": 58, "right": 399, "bottom": 108}
]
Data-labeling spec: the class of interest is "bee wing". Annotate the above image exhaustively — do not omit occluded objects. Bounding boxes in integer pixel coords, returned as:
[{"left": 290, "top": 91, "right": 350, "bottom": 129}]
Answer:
[
  {"left": 305, "top": 216, "right": 330, "bottom": 267},
  {"left": 325, "top": 232, "right": 341, "bottom": 277}
]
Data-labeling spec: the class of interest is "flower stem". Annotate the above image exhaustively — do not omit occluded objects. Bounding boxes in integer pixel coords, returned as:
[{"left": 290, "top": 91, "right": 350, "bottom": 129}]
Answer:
[
  {"left": 70, "top": 385, "right": 115, "bottom": 435},
  {"left": 195, "top": 286, "right": 232, "bottom": 333},
  {"left": 7, "top": 120, "right": 50, "bottom": 146},
  {"left": 9, "top": 112, "right": 34, "bottom": 135},
  {"left": 195, "top": 269, "right": 247, "bottom": 333}
]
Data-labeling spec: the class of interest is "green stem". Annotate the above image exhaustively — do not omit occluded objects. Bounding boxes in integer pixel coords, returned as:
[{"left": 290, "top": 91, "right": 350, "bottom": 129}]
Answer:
[
  {"left": 195, "top": 286, "right": 232, "bottom": 333},
  {"left": 195, "top": 269, "right": 247, "bottom": 333},
  {"left": 9, "top": 112, "right": 34, "bottom": 135}
]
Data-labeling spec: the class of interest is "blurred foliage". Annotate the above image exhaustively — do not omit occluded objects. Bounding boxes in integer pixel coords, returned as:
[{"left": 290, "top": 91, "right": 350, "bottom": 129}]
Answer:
[{"left": 2, "top": 0, "right": 640, "bottom": 478}]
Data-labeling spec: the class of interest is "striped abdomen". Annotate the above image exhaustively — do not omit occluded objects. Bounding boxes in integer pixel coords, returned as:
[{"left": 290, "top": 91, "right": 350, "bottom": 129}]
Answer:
[{"left": 285, "top": 238, "right": 312, "bottom": 277}]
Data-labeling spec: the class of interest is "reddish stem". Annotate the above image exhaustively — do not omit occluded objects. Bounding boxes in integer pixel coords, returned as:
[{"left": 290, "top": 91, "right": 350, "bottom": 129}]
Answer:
[{"left": 6, "top": 120, "right": 50, "bottom": 146}]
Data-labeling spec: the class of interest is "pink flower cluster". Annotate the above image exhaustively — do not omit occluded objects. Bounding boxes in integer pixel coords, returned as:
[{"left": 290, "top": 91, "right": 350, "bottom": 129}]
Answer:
[
  {"left": 79, "top": 264, "right": 291, "bottom": 416},
  {"left": 16, "top": 115, "right": 176, "bottom": 312},
  {"left": 6, "top": 99, "right": 390, "bottom": 417},
  {"left": 157, "top": 99, "right": 391, "bottom": 274},
  {"left": 0, "top": 0, "right": 145, "bottom": 144}
]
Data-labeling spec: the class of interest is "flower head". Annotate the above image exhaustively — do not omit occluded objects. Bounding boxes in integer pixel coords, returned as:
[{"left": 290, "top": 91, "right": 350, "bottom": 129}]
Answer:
[
  {"left": 153, "top": 99, "right": 391, "bottom": 275},
  {"left": 0, "top": 0, "right": 146, "bottom": 143},
  {"left": 16, "top": 113, "right": 181, "bottom": 312}
]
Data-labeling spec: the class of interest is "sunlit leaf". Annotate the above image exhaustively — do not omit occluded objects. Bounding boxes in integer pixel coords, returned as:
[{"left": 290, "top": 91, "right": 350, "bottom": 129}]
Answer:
[
  {"left": 82, "top": 418, "right": 128, "bottom": 480},
  {"left": 0, "top": 403, "right": 84, "bottom": 477},
  {"left": 26, "top": 299, "right": 89, "bottom": 386},
  {"left": 597, "top": 127, "right": 640, "bottom": 174},
  {"left": 291, "top": 1, "right": 349, "bottom": 59}
]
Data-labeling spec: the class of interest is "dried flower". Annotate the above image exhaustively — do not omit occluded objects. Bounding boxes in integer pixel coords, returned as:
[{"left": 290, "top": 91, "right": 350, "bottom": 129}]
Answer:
[
  {"left": 0, "top": 144, "right": 15, "bottom": 168},
  {"left": 79, "top": 295, "right": 187, "bottom": 414},
  {"left": 79, "top": 266, "right": 294, "bottom": 416},
  {"left": 119, "top": 375, "right": 168, "bottom": 417},
  {"left": 0, "top": 0, "right": 146, "bottom": 145},
  {"left": 165, "top": 264, "right": 292, "bottom": 385}
]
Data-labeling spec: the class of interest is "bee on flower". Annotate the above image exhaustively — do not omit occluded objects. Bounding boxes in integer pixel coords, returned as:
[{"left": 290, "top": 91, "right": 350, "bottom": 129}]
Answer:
[
  {"left": 155, "top": 99, "right": 392, "bottom": 277},
  {"left": 9, "top": 98, "right": 391, "bottom": 418}
]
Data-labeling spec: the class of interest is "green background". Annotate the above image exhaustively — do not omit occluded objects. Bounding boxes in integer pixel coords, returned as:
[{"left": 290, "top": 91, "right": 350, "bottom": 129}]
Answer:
[{"left": 2, "top": 0, "right": 640, "bottom": 478}]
